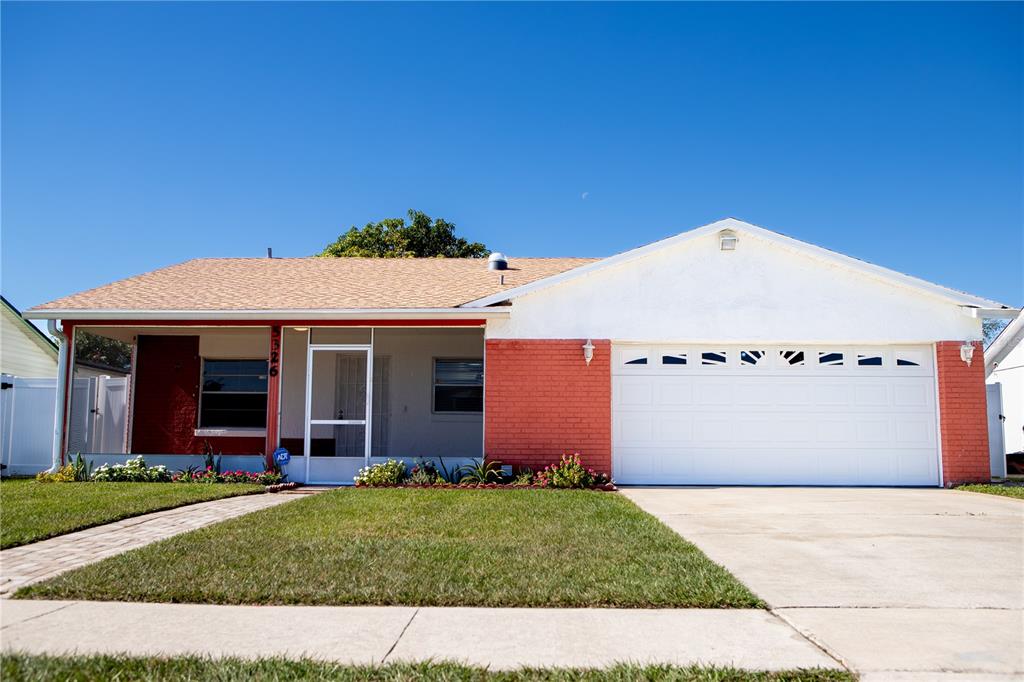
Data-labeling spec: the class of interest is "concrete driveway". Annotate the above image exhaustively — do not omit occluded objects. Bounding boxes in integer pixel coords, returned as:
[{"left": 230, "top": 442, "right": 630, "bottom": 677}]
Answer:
[{"left": 622, "top": 487, "right": 1024, "bottom": 680}]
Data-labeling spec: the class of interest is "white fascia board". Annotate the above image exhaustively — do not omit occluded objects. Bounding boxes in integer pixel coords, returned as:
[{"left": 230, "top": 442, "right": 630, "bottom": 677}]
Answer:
[
  {"left": 23, "top": 308, "right": 510, "bottom": 321},
  {"left": 462, "top": 218, "right": 1010, "bottom": 310},
  {"left": 961, "top": 306, "right": 1022, "bottom": 319},
  {"left": 985, "top": 312, "right": 1024, "bottom": 376}
]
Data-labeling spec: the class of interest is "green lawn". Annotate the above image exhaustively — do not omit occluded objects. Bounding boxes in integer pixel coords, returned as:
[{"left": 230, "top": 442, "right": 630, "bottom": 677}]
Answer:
[
  {"left": 0, "top": 479, "right": 264, "bottom": 549},
  {"left": 955, "top": 483, "right": 1024, "bottom": 500},
  {"left": 0, "top": 654, "right": 854, "bottom": 682},
  {"left": 17, "top": 488, "right": 763, "bottom": 608}
]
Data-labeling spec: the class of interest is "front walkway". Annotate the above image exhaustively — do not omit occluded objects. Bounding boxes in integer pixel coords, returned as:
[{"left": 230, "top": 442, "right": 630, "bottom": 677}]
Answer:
[
  {"left": 0, "top": 491, "right": 302, "bottom": 597},
  {"left": 622, "top": 487, "right": 1024, "bottom": 679},
  {"left": 0, "top": 600, "right": 837, "bottom": 671}
]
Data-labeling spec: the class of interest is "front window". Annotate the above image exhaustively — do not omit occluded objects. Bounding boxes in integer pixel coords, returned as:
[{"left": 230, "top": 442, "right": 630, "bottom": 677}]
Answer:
[
  {"left": 433, "top": 359, "right": 483, "bottom": 413},
  {"left": 199, "top": 359, "right": 268, "bottom": 428}
]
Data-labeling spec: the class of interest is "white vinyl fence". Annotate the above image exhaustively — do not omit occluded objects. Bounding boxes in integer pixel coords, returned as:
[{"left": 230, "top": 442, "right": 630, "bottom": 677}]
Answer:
[{"left": 0, "top": 374, "right": 129, "bottom": 476}]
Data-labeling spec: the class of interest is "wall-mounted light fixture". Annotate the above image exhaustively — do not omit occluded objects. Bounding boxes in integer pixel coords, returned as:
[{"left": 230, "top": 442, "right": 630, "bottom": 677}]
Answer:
[
  {"left": 582, "top": 339, "right": 595, "bottom": 366},
  {"left": 719, "top": 229, "right": 738, "bottom": 251},
  {"left": 960, "top": 342, "right": 975, "bottom": 366},
  {"left": 293, "top": 327, "right": 309, "bottom": 332}
]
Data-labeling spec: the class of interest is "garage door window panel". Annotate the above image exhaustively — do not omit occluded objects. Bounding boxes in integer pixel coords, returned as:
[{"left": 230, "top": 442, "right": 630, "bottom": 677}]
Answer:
[
  {"left": 618, "top": 348, "right": 650, "bottom": 368},
  {"left": 857, "top": 353, "right": 883, "bottom": 367},
  {"left": 701, "top": 351, "right": 728, "bottom": 366},
  {"left": 661, "top": 351, "right": 688, "bottom": 366},
  {"left": 740, "top": 350, "right": 766, "bottom": 366},
  {"left": 818, "top": 351, "right": 845, "bottom": 367},
  {"left": 779, "top": 350, "right": 806, "bottom": 367}
]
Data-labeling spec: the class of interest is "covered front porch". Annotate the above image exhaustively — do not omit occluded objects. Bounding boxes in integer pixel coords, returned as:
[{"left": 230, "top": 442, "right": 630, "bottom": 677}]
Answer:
[{"left": 58, "top": 322, "right": 486, "bottom": 484}]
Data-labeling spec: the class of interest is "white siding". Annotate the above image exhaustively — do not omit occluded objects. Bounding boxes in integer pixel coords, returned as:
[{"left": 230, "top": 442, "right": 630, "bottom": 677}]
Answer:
[
  {"left": 485, "top": 230, "right": 981, "bottom": 343},
  {"left": 988, "top": 341, "right": 1024, "bottom": 455},
  {"left": 1, "top": 306, "right": 57, "bottom": 377}
]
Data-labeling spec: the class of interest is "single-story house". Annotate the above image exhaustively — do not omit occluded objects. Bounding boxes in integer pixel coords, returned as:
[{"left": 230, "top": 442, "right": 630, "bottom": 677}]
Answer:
[
  {"left": 986, "top": 313, "right": 1024, "bottom": 475},
  {"left": 26, "top": 219, "right": 1018, "bottom": 486}
]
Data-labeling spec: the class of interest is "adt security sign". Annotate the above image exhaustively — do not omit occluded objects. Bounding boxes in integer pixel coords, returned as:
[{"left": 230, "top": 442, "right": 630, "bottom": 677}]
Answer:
[{"left": 273, "top": 448, "right": 291, "bottom": 481}]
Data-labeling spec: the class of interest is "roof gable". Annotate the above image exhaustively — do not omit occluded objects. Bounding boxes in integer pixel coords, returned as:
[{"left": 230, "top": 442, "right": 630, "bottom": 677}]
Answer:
[
  {"left": 463, "top": 218, "right": 1009, "bottom": 310},
  {"left": 1, "top": 296, "right": 58, "bottom": 358}
]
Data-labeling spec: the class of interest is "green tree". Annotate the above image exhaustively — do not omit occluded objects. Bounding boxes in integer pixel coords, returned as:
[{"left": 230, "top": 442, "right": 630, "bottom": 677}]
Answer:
[
  {"left": 318, "top": 210, "right": 488, "bottom": 258},
  {"left": 53, "top": 331, "right": 133, "bottom": 373},
  {"left": 983, "top": 318, "right": 1010, "bottom": 346}
]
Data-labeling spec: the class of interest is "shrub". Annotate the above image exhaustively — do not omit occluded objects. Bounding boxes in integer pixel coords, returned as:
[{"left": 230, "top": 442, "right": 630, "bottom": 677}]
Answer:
[
  {"left": 354, "top": 459, "right": 407, "bottom": 486},
  {"left": 35, "top": 465, "right": 76, "bottom": 483},
  {"left": 535, "top": 453, "right": 605, "bottom": 489},
  {"left": 408, "top": 459, "right": 443, "bottom": 485},
  {"left": 91, "top": 456, "right": 171, "bottom": 483},
  {"left": 68, "top": 453, "right": 93, "bottom": 482},
  {"left": 455, "top": 459, "right": 505, "bottom": 484},
  {"left": 511, "top": 468, "right": 534, "bottom": 487}
]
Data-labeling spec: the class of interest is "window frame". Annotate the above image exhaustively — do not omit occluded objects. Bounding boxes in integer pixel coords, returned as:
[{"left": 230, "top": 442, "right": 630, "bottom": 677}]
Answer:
[
  {"left": 197, "top": 357, "right": 270, "bottom": 430},
  {"left": 431, "top": 357, "right": 484, "bottom": 415}
]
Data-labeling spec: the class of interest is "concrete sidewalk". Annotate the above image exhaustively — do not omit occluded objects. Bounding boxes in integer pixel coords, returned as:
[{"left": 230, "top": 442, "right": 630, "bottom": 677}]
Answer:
[{"left": 0, "top": 599, "right": 839, "bottom": 671}]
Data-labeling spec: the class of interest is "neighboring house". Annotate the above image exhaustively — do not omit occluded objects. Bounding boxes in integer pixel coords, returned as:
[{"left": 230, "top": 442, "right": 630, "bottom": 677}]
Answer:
[
  {"left": 2, "top": 296, "right": 129, "bottom": 379},
  {"left": 1, "top": 296, "right": 130, "bottom": 475},
  {"left": 986, "top": 313, "right": 1024, "bottom": 474},
  {"left": 2, "top": 295, "right": 58, "bottom": 377},
  {"left": 25, "top": 219, "right": 1017, "bottom": 487}
]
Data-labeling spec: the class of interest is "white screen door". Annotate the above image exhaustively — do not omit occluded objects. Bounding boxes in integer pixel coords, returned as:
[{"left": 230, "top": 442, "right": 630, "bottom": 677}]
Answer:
[{"left": 304, "top": 344, "right": 373, "bottom": 484}]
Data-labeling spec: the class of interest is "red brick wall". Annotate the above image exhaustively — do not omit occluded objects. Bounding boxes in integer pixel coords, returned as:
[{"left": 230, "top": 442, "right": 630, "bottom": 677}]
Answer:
[
  {"left": 936, "top": 340, "right": 990, "bottom": 485},
  {"left": 484, "top": 339, "right": 611, "bottom": 474},
  {"left": 131, "top": 335, "right": 264, "bottom": 456}
]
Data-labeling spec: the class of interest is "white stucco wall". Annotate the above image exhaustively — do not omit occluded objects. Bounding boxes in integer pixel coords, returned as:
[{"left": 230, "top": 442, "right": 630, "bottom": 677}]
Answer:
[
  {"left": 485, "top": 230, "right": 982, "bottom": 343},
  {"left": 1, "top": 306, "right": 57, "bottom": 377},
  {"left": 988, "top": 341, "right": 1023, "bottom": 455},
  {"left": 279, "top": 327, "right": 483, "bottom": 458}
]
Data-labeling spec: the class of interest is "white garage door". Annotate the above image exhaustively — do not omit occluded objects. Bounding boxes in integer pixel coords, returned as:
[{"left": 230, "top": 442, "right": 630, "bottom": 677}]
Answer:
[{"left": 612, "top": 345, "right": 940, "bottom": 486}]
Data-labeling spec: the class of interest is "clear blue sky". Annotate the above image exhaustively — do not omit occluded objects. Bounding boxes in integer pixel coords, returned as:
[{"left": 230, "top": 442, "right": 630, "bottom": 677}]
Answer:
[{"left": 2, "top": 2, "right": 1021, "bottom": 312}]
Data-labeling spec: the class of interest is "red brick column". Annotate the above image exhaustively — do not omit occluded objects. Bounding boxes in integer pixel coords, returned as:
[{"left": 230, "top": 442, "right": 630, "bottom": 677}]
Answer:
[
  {"left": 484, "top": 339, "right": 611, "bottom": 474},
  {"left": 936, "top": 340, "right": 990, "bottom": 485}
]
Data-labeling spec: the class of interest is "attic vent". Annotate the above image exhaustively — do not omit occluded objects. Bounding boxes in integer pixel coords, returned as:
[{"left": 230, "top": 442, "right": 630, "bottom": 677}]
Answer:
[
  {"left": 488, "top": 252, "right": 508, "bottom": 271},
  {"left": 719, "top": 230, "right": 738, "bottom": 251}
]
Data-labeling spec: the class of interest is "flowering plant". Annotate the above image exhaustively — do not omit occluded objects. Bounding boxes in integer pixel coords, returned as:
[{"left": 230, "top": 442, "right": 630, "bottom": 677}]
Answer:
[
  {"left": 354, "top": 459, "right": 407, "bottom": 486},
  {"left": 91, "top": 456, "right": 171, "bottom": 483},
  {"left": 535, "top": 453, "right": 609, "bottom": 489},
  {"left": 172, "top": 467, "right": 281, "bottom": 485},
  {"left": 35, "top": 465, "right": 77, "bottom": 483}
]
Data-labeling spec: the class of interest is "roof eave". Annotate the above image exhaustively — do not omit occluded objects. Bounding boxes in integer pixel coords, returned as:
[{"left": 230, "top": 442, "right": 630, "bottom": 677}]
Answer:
[{"left": 23, "top": 308, "right": 510, "bottom": 321}]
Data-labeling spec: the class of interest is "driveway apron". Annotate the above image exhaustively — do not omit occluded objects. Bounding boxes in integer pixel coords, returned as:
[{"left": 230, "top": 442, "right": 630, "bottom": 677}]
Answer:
[{"left": 622, "top": 487, "right": 1024, "bottom": 678}]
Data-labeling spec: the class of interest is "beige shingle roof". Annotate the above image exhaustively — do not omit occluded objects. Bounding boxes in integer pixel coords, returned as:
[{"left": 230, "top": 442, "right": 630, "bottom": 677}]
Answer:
[{"left": 30, "top": 257, "right": 597, "bottom": 312}]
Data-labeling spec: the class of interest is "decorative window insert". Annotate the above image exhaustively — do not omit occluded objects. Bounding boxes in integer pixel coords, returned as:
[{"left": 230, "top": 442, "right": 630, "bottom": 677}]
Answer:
[
  {"left": 818, "top": 351, "right": 844, "bottom": 366},
  {"left": 740, "top": 350, "right": 766, "bottom": 366},
  {"left": 701, "top": 351, "right": 728, "bottom": 366},
  {"left": 199, "top": 359, "right": 268, "bottom": 428},
  {"left": 433, "top": 359, "right": 483, "bottom": 413},
  {"left": 857, "top": 353, "right": 883, "bottom": 367},
  {"left": 895, "top": 350, "right": 923, "bottom": 367},
  {"left": 661, "top": 352, "right": 687, "bottom": 366},
  {"left": 778, "top": 350, "right": 805, "bottom": 366},
  {"left": 621, "top": 349, "right": 648, "bottom": 366}
]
